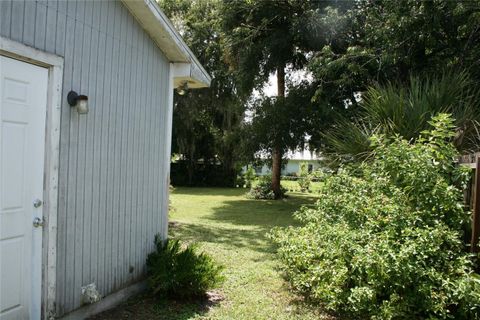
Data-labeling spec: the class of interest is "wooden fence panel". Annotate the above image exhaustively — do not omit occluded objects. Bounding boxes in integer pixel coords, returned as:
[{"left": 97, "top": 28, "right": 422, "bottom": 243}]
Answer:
[{"left": 458, "top": 153, "right": 480, "bottom": 253}]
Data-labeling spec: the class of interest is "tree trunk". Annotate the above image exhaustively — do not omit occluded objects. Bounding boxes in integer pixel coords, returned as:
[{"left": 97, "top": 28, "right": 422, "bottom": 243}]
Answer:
[
  {"left": 277, "top": 64, "right": 286, "bottom": 97},
  {"left": 271, "top": 148, "right": 282, "bottom": 197},
  {"left": 271, "top": 65, "right": 285, "bottom": 198}
]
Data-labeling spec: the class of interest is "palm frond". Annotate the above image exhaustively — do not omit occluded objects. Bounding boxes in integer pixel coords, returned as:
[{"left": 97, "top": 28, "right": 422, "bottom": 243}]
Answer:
[{"left": 323, "top": 71, "right": 480, "bottom": 165}]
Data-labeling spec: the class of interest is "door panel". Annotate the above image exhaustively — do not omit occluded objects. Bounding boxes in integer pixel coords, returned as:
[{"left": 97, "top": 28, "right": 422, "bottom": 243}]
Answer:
[{"left": 0, "top": 55, "right": 48, "bottom": 320}]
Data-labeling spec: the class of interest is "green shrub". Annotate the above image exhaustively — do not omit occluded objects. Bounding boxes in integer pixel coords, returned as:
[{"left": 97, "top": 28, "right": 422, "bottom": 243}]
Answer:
[
  {"left": 282, "top": 171, "right": 326, "bottom": 182},
  {"left": 281, "top": 175, "right": 299, "bottom": 181},
  {"left": 271, "top": 114, "right": 480, "bottom": 319},
  {"left": 146, "top": 236, "right": 224, "bottom": 299},
  {"left": 297, "top": 176, "right": 312, "bottom": 192},
  {"left": 235, "top": 174, "right": 245, "bottom": 188},
  {"left": 246, "top": 175, "right": 286, "bottom": 199},
  {"left": 243, "top": 166, "right": 257, "bottom": 188},
  {"left": 311, "top": 169, "right": 330, "bottom": 182},
  {"left": 297, "top": 162, "right": 312, "bottom": 192}
]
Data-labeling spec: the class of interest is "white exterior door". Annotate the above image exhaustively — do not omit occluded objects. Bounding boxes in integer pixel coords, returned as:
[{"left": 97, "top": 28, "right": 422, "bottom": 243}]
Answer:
[{"left": 0, "top": 56, "right": 48, "bottom": 320}]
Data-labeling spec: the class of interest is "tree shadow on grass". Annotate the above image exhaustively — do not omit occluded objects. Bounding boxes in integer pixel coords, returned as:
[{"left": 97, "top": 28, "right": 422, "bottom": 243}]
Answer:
[
  {"left": 170, "top": 193, "right": 318, "bottom": 255},
  {"left": 170, "top": 221, "right": 275, "bottom": 254},
  {"left": 205, "top": 194, "right": 318, "bottom": 229}
]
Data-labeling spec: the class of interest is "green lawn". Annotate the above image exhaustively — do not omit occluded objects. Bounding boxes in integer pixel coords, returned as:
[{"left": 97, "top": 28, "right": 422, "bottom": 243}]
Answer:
[
  {"left": 92, "top": 187, "right": 329, "bottom": 320},
  {"left": 167, "top": 188, "right": 329, "bottom": 320}
]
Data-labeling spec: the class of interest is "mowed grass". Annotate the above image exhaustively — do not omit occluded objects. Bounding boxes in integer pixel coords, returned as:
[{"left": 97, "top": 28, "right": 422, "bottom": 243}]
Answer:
[{"left": 167, "top": 187, "right": 329, "bottom": 320}]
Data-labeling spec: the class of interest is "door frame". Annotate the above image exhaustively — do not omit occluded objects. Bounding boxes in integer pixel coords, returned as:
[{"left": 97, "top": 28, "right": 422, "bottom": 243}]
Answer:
[{"left": 0, "top": 36, "right": 63, "bottom": 319}]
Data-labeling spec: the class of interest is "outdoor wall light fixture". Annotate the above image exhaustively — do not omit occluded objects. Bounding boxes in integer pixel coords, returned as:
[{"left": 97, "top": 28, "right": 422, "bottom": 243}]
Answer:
[
  {"left": 67, "top": 91, "right": 89, "bottom": 114},
  {"left": 176, "top": 81, "right": 189, "bottom": 96}
]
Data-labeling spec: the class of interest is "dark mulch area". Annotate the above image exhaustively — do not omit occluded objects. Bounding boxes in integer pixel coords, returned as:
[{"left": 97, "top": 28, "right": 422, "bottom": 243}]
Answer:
[{"left": 88, "top": 291, "right": 224, "bottom": 320}]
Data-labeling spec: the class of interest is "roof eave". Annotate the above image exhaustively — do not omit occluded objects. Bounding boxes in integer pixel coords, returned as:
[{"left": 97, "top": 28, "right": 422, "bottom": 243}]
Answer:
[{"left": 121, "top": 0, "right": 211, "bottom": 88}]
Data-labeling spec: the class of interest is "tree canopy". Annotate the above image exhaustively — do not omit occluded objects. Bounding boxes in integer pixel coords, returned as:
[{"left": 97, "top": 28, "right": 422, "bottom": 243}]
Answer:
[
  {"left": 161, "top": 0, "right": 480, "bottom": 186},
  {"left": 307, "top": 0, "right": 480, "bottom": 159}
]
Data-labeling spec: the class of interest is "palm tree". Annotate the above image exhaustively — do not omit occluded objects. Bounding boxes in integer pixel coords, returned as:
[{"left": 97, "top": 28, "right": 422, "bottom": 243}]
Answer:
[{"left": 323, "top": 72, "right": 480, "bottom": 165}]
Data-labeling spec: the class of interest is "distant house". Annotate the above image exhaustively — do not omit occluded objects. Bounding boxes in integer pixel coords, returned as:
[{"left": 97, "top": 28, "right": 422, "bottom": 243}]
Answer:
[
  {"left": 0, "top": 0, "right": 210, "bottom": 319},
  {"left": 247, "top": 149, "right": 323, "bottom": 176},
  {"left": 282, "top": 149, "right": 323, "bottom": 175}
]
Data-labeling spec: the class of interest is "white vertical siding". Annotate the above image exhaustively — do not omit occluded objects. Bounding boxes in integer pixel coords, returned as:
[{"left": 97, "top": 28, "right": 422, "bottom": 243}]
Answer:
[{"left": 0, "top": 0, "right": 170, "bottom": 316}]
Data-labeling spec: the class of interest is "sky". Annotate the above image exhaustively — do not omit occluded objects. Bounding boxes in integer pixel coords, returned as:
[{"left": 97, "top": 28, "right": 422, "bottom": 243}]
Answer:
[{"left": 254, "top": 68, "right": 313, "bottom": 98}]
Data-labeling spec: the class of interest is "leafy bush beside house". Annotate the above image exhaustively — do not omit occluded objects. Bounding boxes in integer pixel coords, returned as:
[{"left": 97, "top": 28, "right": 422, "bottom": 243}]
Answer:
[{"left": 271, "top": 114, "right": 480, "bottom": 319}]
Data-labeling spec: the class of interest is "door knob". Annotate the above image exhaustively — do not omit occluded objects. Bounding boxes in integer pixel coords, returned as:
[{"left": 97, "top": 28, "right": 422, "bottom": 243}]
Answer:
[
  {"left": 33, "top": 217, "right": 44, "bottom": 228},
  {"left": 33, "top": 199, "right": 42, "bottom": 208}
]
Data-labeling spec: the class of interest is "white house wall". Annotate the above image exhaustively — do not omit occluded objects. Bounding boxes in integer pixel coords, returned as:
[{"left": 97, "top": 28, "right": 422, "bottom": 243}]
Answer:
[
  {"left": 0, "top": 0, "right": 170, "bottom": 316},
  {"left": 283, "top": 161, "right": 300, "bottom": 175},
  {"left": 249, "top": 160, "right": 321, "bottom": 177},
  {"left": 283, "top": 160, "right": 320, "bottom": 175}
]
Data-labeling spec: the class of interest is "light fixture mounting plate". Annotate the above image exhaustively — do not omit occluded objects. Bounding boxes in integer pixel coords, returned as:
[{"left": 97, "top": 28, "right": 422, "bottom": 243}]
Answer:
[{"left": 67, "top": 91, "right": 79, "bottom": 106}]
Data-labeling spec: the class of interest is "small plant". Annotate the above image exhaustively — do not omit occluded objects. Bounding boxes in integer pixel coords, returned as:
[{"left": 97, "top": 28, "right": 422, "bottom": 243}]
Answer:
[
  {"left": 246, "top": 175, "right": 286, "bottom": 199},
  {"left": 297, "top": 176, "right": 312, "bottom": 192},
  {"left": 146, "top": 236, "right": 224, "bottom": 299},
  {"left": 243, "top": 166, "right": 257, "bottom": 188},
  {"left": 297, "top": 162, "right": 312, "bottom": 192}
]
